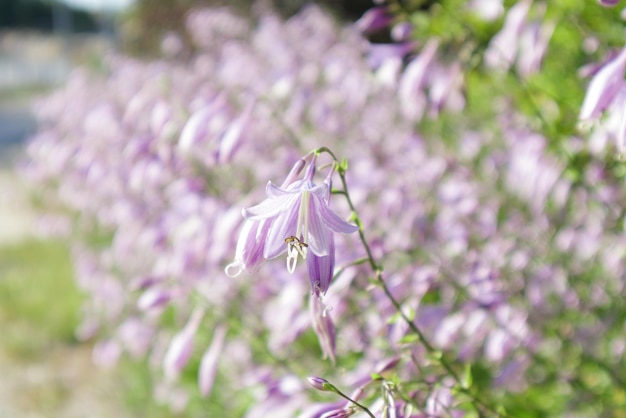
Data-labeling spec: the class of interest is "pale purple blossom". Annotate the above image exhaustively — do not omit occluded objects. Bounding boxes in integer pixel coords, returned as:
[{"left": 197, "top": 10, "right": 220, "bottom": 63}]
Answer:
[
  {"left": 484, "top": 0, "right": 532, "bottom": 70},
  {"left": 391, "top": 22, "right": 412, "bottom": 42},
  {"left": 163, "top": 307, "right": 204, "bottom": 380},
  {"left": 307, "top": 376, "right": 333, "bottom": 392},
  {"left": 579, "top": 45, "right": 626, "bottom": 121},
  {"left": 468, "top": 0, "right": 504, "bottom": 21},
  {"left": 238, "top": 154, "right": 358, "bottom": 291},
  {"left": 356, "top": 6, "right": 393, "bottom": 34},
  {"left": 310, "top": 294, "right": 337, "bottom": 363},
  {"left": 198, "top": 325, "right": 227, "bottom": 397}
]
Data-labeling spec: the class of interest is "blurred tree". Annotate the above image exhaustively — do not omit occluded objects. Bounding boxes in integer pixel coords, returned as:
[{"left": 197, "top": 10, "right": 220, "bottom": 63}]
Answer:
[
  {"left": 0, "top": 0, "right": 99, "bottom": 32},
  {"left": 120, "top": 0, "right": 377, "bottom": 56}
]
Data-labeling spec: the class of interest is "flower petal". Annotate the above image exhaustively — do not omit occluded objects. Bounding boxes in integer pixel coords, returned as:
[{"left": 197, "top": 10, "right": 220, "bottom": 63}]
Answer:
[
  {"left": 243, "top": 193, "right": 293, "bottom": 220},
  {"left": 318, "top": 202, "right": 359, "bottom": 234},
  {"left": 307, "top": 196, "right": 330, "bottom": 256},
  {"left": 264, "top": 197, "right": 300, "bottom": 259},
  {"left": 307, "top": 231, "right": 335, "bottom": 295},
  {"left": 580, "top": 45, "right": 626, "bottom": 121},
  {"left": 266, "top": 181, "right": 298, "bottom": 198}
]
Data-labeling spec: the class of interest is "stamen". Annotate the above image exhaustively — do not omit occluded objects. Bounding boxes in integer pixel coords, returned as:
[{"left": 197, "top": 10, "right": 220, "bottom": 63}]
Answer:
[
  {"left": 285, "top": 236, "right": 309, "bottom": 273},
  {"left": 286, "top": 244, "right": 299, "bottom": 273}
]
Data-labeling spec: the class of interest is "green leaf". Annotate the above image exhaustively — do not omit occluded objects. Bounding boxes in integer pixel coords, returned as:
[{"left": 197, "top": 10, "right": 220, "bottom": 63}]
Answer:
[
  {"left": 399, "top": 334, "right": 419, "bottom": 345},
  {"left": 462, "top": 363, "right": 473, "bottom": 390}
]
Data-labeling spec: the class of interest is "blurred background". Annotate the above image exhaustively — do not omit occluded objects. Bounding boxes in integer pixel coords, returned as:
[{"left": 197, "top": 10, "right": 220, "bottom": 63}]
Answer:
[{"left": 1, "top": 2, "right": 135, "bottom": 416}]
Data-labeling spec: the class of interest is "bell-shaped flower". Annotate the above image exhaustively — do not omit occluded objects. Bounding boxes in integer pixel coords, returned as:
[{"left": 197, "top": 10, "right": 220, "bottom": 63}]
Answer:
[{"left": 242, "top": 155, "right": 358, "bottom": 276}]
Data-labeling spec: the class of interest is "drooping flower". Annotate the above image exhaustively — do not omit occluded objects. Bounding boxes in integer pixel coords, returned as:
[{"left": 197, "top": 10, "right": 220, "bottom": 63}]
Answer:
[{"left": 238, "top": 154, "right": 358, "bottom": 291}]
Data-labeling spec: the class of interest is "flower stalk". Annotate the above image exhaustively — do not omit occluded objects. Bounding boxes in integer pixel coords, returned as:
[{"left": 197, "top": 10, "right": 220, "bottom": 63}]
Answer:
[{"left": 316, "top": 147, "right": 499, "bottom": 417}]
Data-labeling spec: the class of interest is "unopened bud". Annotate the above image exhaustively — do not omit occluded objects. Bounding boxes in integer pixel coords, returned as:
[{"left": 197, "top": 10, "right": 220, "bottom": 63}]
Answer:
[{"left": 307, "top": 376, "right": 335, "bottom": 392}]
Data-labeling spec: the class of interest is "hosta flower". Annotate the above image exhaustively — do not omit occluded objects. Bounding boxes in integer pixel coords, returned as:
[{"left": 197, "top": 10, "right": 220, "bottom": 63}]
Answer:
[{"left": 233, "top": 154, "right": 358, "bottom": 293}]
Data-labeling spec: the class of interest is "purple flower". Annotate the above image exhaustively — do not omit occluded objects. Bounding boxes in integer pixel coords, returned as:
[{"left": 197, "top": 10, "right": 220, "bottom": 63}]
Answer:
[
  {"left": 484, "top": 0, "right": 531, "bottom": 70},
  {"left": 237, "top": 154, "right": 358, "bottom": 292},
  {"left": 198, "top": 325, "right": 227, "bottom": 397},
  {"left": 599, "top": 0, "right": 620, "bottom": 6},
  {"left": 306, "top": 229, "right": 335, "bottom": 296},
  {"left": 391, "top": 22, "right": 413, "bottom": 42},
  {"left": 579, "top": 45, "right": 626, "bottom": 121},
  {"left": 163, "top": 307, "right": 204, "bottom": 380},
  {"left": 224, "top": 218, "right": 273, "bottom": 277},
  {"left": 310, "top": 294, "right": 337, "bottom": 362},
  {"left": 356, "top": 6, "right": 393, "bottom": 34},
  {"left": 321, "top": 409, "right": 355, "bottom": 418},
  {"left": 307, "top": 376, "right": 333, "bottom": 392}
]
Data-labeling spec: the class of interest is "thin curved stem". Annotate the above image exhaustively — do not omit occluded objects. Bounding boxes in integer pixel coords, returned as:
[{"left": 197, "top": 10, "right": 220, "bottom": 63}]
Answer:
[
  {"left": 333, "top": 387, "right": 376, "bottom": 418},
  {"left": 317, "top": 147, "right": 501, "bottom": 417}
]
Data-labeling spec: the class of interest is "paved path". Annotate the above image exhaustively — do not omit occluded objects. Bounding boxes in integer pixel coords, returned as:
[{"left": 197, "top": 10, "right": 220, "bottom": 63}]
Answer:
[{"left": 0, "top": 105, "right": 36, "bottom": 155}]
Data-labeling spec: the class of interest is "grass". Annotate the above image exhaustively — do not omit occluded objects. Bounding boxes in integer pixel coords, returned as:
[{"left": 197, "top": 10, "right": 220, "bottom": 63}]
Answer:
[{"left": 0, "top": 238, "right": 80, "bottom": 358}]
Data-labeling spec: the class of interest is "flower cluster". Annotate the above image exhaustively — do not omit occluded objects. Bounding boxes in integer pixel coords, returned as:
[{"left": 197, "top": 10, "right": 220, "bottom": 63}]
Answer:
[{"left": 22, "top": 1, "right": 626, "bottom": 417}]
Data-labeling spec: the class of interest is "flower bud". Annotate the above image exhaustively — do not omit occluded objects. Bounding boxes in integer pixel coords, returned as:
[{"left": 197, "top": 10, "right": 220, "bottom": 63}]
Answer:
[
  {"left": 307, "top": 376, "right": 334, "bottom": 392},
  {"left": 163, "top": 307, "right": 204, "bottom": 380}
]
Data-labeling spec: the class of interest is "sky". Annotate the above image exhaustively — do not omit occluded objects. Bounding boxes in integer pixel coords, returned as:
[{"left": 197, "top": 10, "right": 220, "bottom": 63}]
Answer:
[{"left": 58, "top": 0, "right": 134, "bottom": 13}]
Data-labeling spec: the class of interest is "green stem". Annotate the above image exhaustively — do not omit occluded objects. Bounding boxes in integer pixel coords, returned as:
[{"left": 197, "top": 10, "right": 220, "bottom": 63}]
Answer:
[
  {"left": 317, "top": 147, "right": 500, "bottom": 417},
  {"left": 333, "top": 387, "right": 376, "bottom": 418}
]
